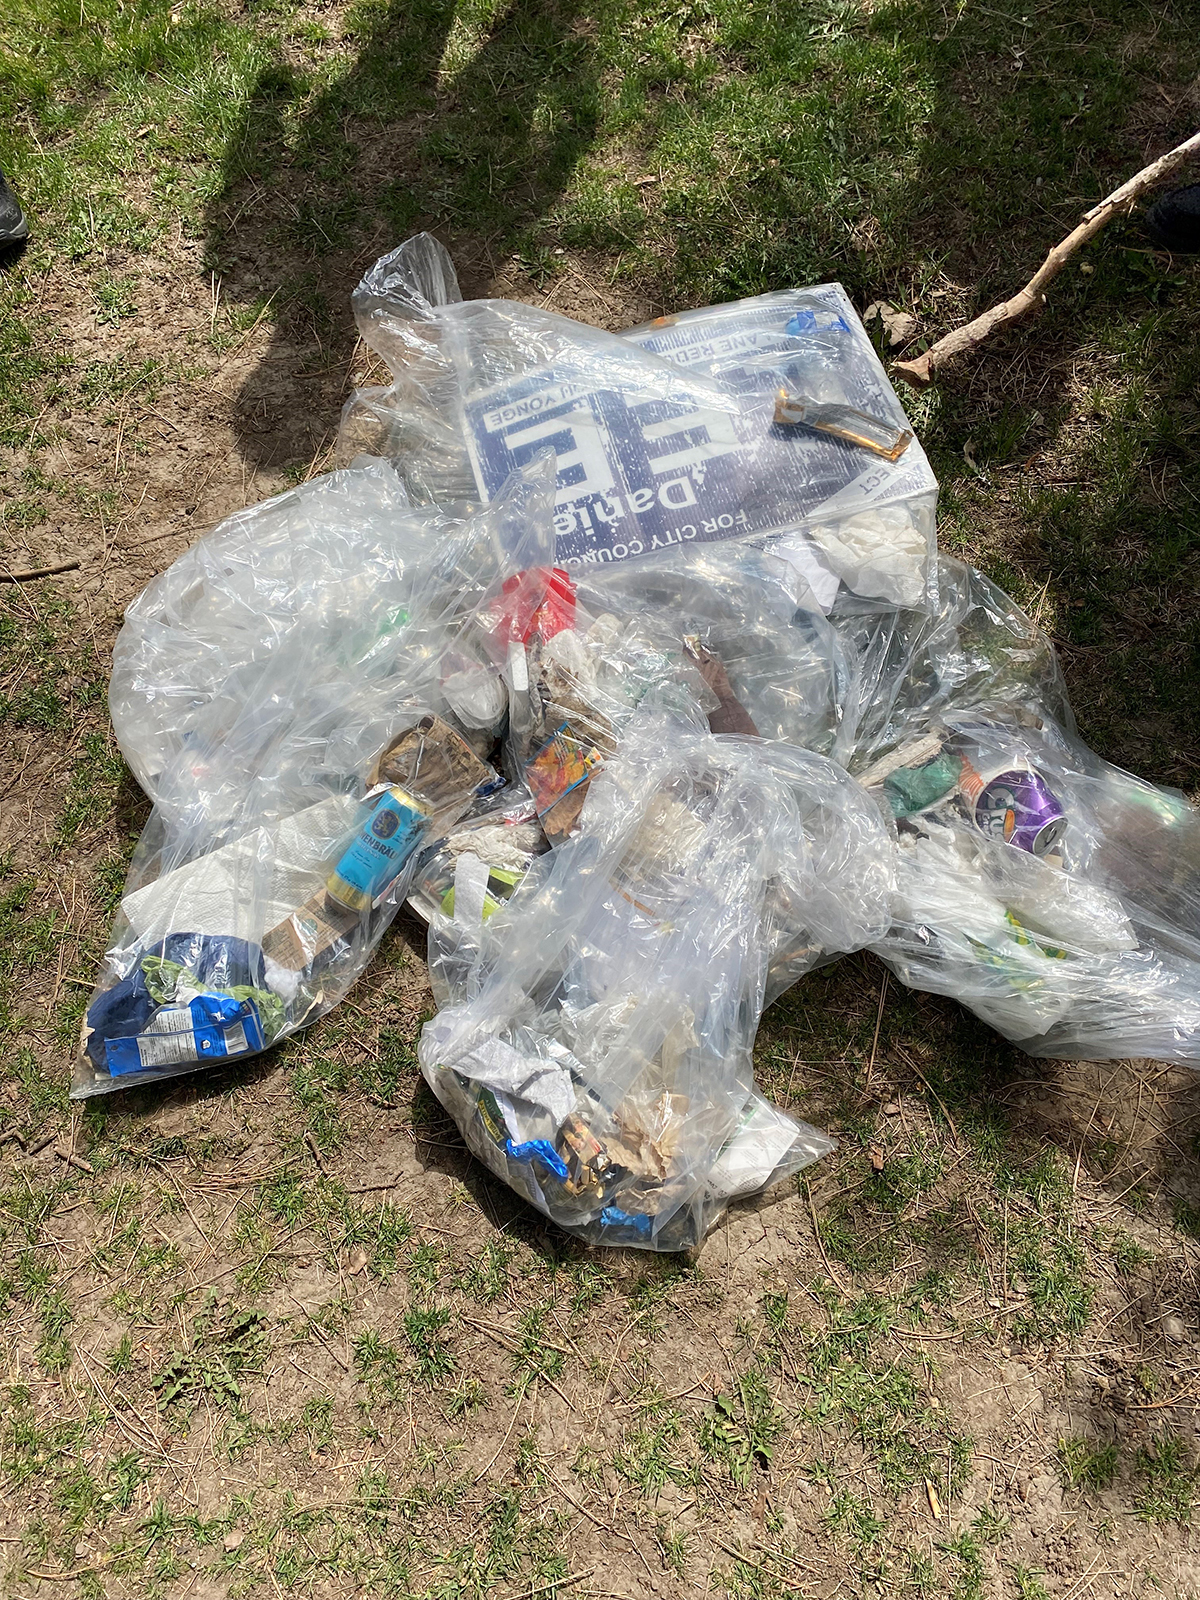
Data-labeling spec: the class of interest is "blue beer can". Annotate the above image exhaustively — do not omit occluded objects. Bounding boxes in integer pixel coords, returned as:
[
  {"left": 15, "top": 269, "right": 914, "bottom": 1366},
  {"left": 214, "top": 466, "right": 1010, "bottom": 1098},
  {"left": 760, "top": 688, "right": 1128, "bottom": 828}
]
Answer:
[{"left": 325, "top": 786, "right": 429, "bottom": 912}]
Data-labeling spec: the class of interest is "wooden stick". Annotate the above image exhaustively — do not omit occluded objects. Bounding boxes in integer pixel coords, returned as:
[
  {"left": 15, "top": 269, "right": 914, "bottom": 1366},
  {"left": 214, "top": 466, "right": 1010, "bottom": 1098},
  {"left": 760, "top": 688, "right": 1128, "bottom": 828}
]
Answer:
[
  {"left": 0, "top": 557, "right": 82, "bottom": 583},
  {"left": 894, "top": 129, "right": 1200, "bottom": 386}
]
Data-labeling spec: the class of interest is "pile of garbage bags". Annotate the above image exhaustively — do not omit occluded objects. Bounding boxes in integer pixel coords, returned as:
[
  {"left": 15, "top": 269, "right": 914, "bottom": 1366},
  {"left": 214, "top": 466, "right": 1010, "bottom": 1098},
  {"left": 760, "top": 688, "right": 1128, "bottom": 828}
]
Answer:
[{"left": 76, "top": 236, "right": 1200, "bottom": 1251}]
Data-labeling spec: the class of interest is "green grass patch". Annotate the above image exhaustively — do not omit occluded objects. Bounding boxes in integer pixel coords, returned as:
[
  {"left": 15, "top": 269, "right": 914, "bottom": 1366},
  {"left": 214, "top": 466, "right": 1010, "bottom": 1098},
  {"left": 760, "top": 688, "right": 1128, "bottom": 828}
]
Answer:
[
  {"left": 152, "top": 1295, "right": 269, "bottom": 1412},
  {"left": 1134, "top": 1433, "right": 1196, "bottom": 1525},
  {"left": 1059, "top": 1436, "right": 1120, "bottom": 1492}
]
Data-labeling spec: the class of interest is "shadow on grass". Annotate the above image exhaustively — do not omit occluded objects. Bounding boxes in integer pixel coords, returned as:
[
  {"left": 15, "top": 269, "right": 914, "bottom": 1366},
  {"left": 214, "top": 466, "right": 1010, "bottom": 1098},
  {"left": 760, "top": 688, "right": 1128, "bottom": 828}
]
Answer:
[{"left": 203, "top": 0, "right": 605, "bottom": 476}]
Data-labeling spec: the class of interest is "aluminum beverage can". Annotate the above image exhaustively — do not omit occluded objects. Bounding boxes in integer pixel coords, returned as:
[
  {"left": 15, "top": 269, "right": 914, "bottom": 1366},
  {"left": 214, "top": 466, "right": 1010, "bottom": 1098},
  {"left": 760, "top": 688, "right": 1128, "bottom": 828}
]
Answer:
[
  {"left": 325, "top": 785, "right": 429, "bottom": 912},
  {"left": 973, "top": 768, "right": 1067, "bottom": 856}
]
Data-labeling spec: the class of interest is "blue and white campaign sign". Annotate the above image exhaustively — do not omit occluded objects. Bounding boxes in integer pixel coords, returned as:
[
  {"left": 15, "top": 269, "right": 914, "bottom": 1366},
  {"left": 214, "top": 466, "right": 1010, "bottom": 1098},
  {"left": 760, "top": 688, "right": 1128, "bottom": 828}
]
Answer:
[
  {"left": 462, "top": 285, "right": 935, "bottom": 571},
  {"left": 464, "top": 377, "right": 748, "bottom": 565}
]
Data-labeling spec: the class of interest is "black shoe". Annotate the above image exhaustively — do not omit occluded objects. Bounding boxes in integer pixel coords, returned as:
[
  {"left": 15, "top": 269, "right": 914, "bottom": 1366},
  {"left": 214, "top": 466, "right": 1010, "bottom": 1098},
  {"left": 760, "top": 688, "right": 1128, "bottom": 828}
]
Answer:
[
  {"left": 1145, "top": 182, "right": 1200, "bottom": 254},
  {"left": 0, "top": 169, "right": 28, "bottom": 246}
]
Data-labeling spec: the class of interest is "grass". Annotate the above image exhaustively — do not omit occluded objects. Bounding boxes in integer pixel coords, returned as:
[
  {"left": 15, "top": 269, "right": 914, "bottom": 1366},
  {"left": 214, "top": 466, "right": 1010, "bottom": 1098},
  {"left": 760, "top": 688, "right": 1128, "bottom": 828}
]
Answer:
[
  {"left": 1134, "top": 1433, "right": 1197, "bottom": 1526},
  {"left": 152, "top": 1294, "right": 269, "bottom": 1410},
  {"left": 2, "top": 0, "right": 1200, "bottom": 1592},
  {"left": 698, "top": 1374, "right": 782, "bottom": 1487},
  {"left": 1059, "top": 1436, "right": 1120, "bottom": 1493}
]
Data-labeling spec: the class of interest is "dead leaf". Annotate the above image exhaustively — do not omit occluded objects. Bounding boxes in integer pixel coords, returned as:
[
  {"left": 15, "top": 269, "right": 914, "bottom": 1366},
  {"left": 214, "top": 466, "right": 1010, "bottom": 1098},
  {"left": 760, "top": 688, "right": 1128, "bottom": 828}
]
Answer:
[
  {"left": 223, "top": 1530, "right": 245, "bottom": 1552},
  {"left": 347, "top": 1246, "right": 369, "bottom": 1276},
  {"left": 863, "top": 299, "right": 919, "bottom": 347},
  {"left": 869, "top": 1146, "right": 885, "bottom": 1173}
]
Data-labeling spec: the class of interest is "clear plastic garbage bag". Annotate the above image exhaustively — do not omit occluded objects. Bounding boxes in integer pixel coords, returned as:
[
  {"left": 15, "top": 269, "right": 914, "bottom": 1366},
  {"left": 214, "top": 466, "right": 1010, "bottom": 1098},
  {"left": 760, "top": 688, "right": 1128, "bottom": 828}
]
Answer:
[
  {"left": 829, "top": 555, "right": 1074, "bottom": 768},
  {"left": 839, "top": 559, "right": 1200, "bottom": 1065},
  {"left": 339, "top": 234, "right": 937, "bottom": 608},
  {"left": 860, "top": 710, "right": 1200, "bottom": 1064},
  {"left": 624, "top": 289, "right": 936, "bottom": 608},
  {"left": 73, "top": 461, "right": 558, "bottom": 1097},
  {"left": 579, "top": 538, "right": 856, "bottom": 764},
  {"left": 111, "top": 460, "right": 491, "bottom": 809},
  {"left": 465, "top": 536, "right": 857, "bottom": 847},
  {"left": 418, "top": 706, "right": 896, "bottom": 1250}
]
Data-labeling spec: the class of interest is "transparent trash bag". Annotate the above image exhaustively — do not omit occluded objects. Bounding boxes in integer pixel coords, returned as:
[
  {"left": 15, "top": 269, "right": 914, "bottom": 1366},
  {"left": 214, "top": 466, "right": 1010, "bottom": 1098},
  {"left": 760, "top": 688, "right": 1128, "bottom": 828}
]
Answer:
[
  {"left": 830, "top": 555, "right": 1074, "bottom": 768},
  {"left": 626, "top": 289, "right": 936, "bottom": 608},
  {"left": 859, "top": 711, "right": 1200, "bottom": 1064},
  {"left": 406, "top": 782, "right": 549, "bottom": 932},
  {"left": 465, "top": 537, "right": 858, "bottom": 847},
  {"left": 837, "top": 559, "right": 1200, "bottom": 1064},
  {"left": 342, "top": 233, "right": 739, "bottom": 542},
  {"left": 339, "top": 234, "right": 937, "bottom": 608},
  {"left": 577, "top": 538, "right": 856, "bottom": 764},
  {"left": 109, "top": 460, "right": 502, "bottom": 808},
  {"left": 418, "top": 707, "right": 895, "bottom": 1250},
  {"left": 73, "top": 461, "right": 559, "bottom": 1097}
]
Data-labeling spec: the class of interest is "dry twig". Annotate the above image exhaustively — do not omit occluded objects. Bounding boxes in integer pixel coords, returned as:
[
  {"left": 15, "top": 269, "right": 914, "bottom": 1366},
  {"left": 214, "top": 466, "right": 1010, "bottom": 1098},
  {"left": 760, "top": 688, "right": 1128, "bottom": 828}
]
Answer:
[
  {"left": 0, "top": 557, "right": 82, "bottom": 583},
  {"left": 895, "top": 129, "right": 1200, "bottom": 385}
]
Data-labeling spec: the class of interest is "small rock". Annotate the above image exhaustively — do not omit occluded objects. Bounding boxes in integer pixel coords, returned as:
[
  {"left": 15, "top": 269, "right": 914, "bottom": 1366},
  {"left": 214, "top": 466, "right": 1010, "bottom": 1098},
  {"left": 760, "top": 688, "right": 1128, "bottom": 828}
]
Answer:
[
  {"left": 347, "top": 1246, "right": 369, "bottom": 1276},
  {"left": 869, "top": 1145, "right": 885, "bottom": 1172},
  {"left": 223, "top": 1529, "right": 244, "bottom": 1552},
  {"left": 1162, "top": 1313, "right": 1186, "bottom": 1343},
  {"left": 74, "top": 1541, "right": 88, "bottom": 1559},
  {"left": 883, "top": 1101, "right": 901, "bottom": 1117}
]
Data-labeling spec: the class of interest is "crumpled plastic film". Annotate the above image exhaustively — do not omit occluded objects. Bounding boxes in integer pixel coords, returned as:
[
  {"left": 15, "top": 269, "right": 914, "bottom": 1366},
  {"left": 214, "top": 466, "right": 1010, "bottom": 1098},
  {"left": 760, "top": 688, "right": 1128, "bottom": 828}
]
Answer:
[
  {"left": 419, "top": 707, "right": 895, "bottom": 1249},
  {"left": 837, "top": 561, "right": 1200, "bottom": 1065},
  {"left": 860, "top": 709, "right": 1200, "bottom": 1064},
  {"left": 81, "top": 235, "right": 1200, "bottom": 1246},
  {"left": 578, "top": 539, "right": 856, "bottom": 764},
  {"left": 342, "top": 233, "right": 740, "bottom": 531},
  {"left": 111, "top": 461, "right": 462, "bottom": 805},
  {"left": 829, "top": 555, "right": 1074, "bottom": 767},
  {"left": 625, "top": 289, "right": 937, "bottom": 608},
  {"left": 74, "top": 460, "right": 558, "bottom": 1097},
  {"left": 468, "top": 539, "right": 859, "bottom": 848},
  {"left": 339, "top": 235, "right": 937, "bottom": 608}
]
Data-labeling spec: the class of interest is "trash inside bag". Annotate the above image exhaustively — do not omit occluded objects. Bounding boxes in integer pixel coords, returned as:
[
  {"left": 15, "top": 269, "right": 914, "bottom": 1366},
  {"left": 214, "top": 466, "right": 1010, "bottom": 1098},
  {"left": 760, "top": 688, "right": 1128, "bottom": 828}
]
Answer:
[
  {"left": 836, "top": 558, "right": 1200, "bottom": 1065},
  {"left": 466, "top": 540, "right": 855, "bottom": 846},
  {"left": 419, "top": 707, "right": 895, "bottom": 1249},
  {"left": 864, "top": 710, "right": 1200, "bottom": 1064},
  {"left": 81, "top": 236, "right": 1200, "bottom": 1250},
  {"left": 109, "top": 460, "right": 503, "bottom": 808},
  {"left": 75, "top": 460, "right": 559, "bottom": 1097},
  {"left": 339, "top": 234, "right": 937, "bottom": 608}
]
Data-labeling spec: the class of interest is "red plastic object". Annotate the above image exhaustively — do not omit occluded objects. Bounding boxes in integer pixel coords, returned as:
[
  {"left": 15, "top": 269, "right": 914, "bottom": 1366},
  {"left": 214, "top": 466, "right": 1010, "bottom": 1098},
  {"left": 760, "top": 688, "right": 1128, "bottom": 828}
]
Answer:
[{"left": 491, "top": 567, "right": 577, "bottom": 644}]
